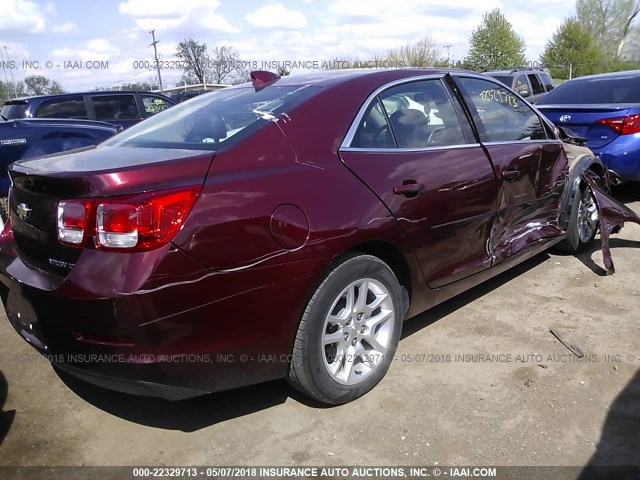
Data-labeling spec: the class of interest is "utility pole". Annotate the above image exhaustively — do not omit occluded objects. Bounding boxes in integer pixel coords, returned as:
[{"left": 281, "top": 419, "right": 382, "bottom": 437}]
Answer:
[
  {"left": 149, "top": 30, "right": 164, "bottom": 93},
  {"left": 443, "top": 45, "right": 453, "bottom": 66},
  {"left": 0, "top": 48, "right": 11, "bottom": 99},
  {"left": 4, "top": 47, "right": 17, "bottom": 98}
]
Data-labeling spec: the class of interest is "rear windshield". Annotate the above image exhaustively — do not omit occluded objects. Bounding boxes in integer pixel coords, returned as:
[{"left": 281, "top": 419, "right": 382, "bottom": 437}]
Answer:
[
  {"left": 537, "top": 74, "right": 640, "bottom": 104},
  {"left": 1, "top": 102, "right": 27, "bottom": 119},
  {"left": 104, "top": 85, "right": 318, "bottom": 150},
  {"left": 487, "top": 75, "right": 512, "bottom": 87}
]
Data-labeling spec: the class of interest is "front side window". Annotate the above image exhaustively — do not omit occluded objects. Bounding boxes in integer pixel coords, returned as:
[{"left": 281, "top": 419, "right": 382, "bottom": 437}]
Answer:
[
  {"left": 104, "top": 86, "right": 318, "bottom": 150},
  {"left": 514, "top": 75, "right": 529, "bottom": 96},
  {"left": 142, "top": 95, "right": 172, "bottom": 117},
  {"left": 92, "top": 95, "right": 139, "bottom": 121},
  {"left": 351, "top": 79, "right": 467, "bottom": 149},
  {"left": 458, "top": 77, "right": 545, "bottom": 143},
  {"left": 36, "top": 97, "right": 87, "bottom": 119},
  {"left": 539, "top": 73, "right": 554, "bottom": 91}
]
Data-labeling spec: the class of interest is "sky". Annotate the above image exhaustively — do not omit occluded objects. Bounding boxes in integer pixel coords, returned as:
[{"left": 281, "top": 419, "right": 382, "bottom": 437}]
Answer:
[{"left": 0, "top": 0, "right": 576, "bottom": 92}]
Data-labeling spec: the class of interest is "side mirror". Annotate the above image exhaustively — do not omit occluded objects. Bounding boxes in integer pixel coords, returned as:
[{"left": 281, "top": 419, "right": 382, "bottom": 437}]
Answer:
[{"left": 518, "top": 87, "right": 530, "bottom": 98}]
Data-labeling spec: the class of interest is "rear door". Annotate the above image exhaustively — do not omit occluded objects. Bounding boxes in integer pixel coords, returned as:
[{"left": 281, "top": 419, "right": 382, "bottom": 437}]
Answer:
[
  {"left": 339, "top": 77, "right": 498, "bottom": 288},
  {"left": 453, "top": 75, "right": 567, "bottom": 263}
]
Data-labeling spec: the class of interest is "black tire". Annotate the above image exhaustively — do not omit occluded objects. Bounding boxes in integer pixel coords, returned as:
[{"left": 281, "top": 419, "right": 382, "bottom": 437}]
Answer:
[
  {"left": 556, "top": 184, "right": 598, "bottom": 253},
  {"left": 288, "top": 254, "right": 405, "bottom": 405}
]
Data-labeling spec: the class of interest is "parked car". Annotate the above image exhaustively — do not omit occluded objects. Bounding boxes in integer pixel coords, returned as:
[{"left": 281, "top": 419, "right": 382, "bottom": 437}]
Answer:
[
  {"left": 1, "top": 91, "right": 176, "bottom": 129},
  {"left": 0, "top": 116, "right": 120, "bottom": 209},
  {"left": 168, "top": 90, "right": 209, "bottom": 103},
  {"left": 485, "top": 68, "right": 555, "bottom": 103},
  {"left": 536, "top": 70, "right": 640, "bottom": 185},
  {"left": 0, "top": 69, "right": 611, "bottom": 405}
]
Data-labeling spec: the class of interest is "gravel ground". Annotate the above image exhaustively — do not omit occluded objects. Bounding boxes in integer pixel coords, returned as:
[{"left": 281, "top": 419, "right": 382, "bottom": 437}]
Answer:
[{"left": 0, "top": 188, "right": 638, "bottom": 473}]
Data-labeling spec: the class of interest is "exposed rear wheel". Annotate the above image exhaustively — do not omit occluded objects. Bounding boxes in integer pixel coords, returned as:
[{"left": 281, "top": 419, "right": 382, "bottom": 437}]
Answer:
[
  {"left": 557, "top": 185, "right": 598, "bottom": 253},
  {"left": 288, "top": 254, "right": 404, "bottom": 405}
]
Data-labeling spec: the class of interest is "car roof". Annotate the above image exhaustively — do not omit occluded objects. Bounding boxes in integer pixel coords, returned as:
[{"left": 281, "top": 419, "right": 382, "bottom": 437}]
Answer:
[
  {"left": 564, "top": 69, "right": 640, "bottom": 83},
  {"left": 484, "top": 69, "right": 548, "bottom": 75},
  {"left": 234, "top": 68, "right": 466, "bottom": 89},
  {"left": 8, "top": 91, "right": 170, "bottom": 103}
]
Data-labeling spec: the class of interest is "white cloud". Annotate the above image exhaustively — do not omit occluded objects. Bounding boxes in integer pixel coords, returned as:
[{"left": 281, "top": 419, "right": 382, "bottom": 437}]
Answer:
[
  {"left": 0, "top": 0, "right": 47, "bottom": 34},
  {"left": 245, "top": 4, "right": 308, "bottom": 30},
  {"left": 118, "top": 0, "right": 238, "bottom": 33},
  {"left": 51, "top": 22, "right": 77, "bottom": 33}
]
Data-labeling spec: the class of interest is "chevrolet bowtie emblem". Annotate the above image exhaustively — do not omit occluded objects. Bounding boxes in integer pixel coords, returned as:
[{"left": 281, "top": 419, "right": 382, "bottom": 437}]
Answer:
[{"left": 17, "top": 203, "right": 32, "bottom": 220}]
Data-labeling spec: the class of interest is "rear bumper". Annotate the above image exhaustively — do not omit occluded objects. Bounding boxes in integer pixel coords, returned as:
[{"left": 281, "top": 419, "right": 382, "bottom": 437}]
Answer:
[
  {"left": 0, "top": 240, "right": 323, "bottom": 399},
  {"left": 53, "top": 362, "right": 206, "bottom": 400}
]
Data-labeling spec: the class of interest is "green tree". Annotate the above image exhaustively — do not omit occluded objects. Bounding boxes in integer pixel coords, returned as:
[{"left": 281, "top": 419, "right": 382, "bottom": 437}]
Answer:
[
  {"left": 576, "top": 0, "right": 640, "bottom": 57},
  {"left": 387, "top": 37, "right": 444, "bottom": 67},
  {"left": 540, "top": 18, "right": 604, "bottom": 79},
  {"left": 464, "top": 9, "right": 527, "bottom": 70},
  {"left": 176, "top": 39, "right": 240, "bottom": 85},
  {"left": 23, "top": 75, "right": 64, "bottom": 95}
]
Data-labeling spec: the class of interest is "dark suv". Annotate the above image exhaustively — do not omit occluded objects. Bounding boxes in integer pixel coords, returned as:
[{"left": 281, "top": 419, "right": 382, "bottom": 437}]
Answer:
[
  {"left": 484, "top": 68, "right": 555, "bottom": 104},
  {"left": 1, "top": 91, "right": 176, "bottom": 129}
]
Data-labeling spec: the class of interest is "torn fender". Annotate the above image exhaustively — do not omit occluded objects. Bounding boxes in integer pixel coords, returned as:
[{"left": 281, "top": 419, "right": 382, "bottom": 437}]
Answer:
[{"left": 582, "top": 170, "right": 640, "bottom": 275}]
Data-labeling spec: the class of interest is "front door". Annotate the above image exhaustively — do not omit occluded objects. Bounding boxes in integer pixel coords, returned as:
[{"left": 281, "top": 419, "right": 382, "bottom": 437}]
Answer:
[{"left": 453, "top": 75, "right": 566, "bottom": 263}]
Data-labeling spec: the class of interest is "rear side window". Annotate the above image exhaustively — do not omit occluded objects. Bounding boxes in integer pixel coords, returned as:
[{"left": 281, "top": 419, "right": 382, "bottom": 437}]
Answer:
[
  {"left": 104, "top": 86, "right": 318, "bottom": 150},
  {"left": 351, "top": 79, "right": 467, "bottom": 149},
  {"left": 458, "top": 77, "right": 546, "bottom": 143},
  {"left": 528, "top": 74, "right": 545, "bottom": 95},
  {"left": 352, "top": 98, "right": 395, "bottom": 148},
  {"left": 1, "top": 102, "right": 27, "bottom": 119},
  {"left": 538, "top": 75, "right": 640, "bottom": 104},
  {"left": 142, "top": 95, "right": 172, "bottom": 117},
  {"left": 37, "top": 96, "right": 87, "bottom": 119},
  {"left": 92, "top": 95, "right": 139, "bottom": 121}
]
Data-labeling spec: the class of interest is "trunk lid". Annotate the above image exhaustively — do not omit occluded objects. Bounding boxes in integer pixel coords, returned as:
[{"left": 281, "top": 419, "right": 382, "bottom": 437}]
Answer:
[
  {"left": 538, "top": 105, "right": 630, "bottom": 148},
  {"left": 8, "top": 145, "right": 214, "bottom": 276}
]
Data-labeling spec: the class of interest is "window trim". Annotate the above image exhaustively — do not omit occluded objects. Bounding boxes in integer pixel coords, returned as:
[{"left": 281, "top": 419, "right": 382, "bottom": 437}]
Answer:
[
  {"left": 341, "top": 74, "right": 443, "bottom": 150},
  {"left": 342, "top": 143, "right": 483, "bottom": 153},
  {"left": 341, "top": 74, "right": 473, "bottom": 151}
]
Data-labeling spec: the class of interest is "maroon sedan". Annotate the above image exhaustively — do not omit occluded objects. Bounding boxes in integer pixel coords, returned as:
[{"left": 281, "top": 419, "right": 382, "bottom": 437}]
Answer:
[{"left": 0, "top": 69, "right": 607, "bottom": 405}]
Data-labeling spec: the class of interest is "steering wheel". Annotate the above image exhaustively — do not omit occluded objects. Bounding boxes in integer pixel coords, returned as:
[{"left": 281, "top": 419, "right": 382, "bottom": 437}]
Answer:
[
  {"left": 428, "top": 127, "right": 446, "bottom": 144},
  {"left": 371, "top": 124, "right": 391, "bottom": 147}
]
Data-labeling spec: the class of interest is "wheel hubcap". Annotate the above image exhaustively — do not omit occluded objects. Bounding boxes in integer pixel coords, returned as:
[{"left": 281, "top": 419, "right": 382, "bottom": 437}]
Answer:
[
  {"left": 577, "top": 188, "right": 598, "bottom": 243},
  {"left": 322, "top": 278, "right": 395, "bottom": 385}
]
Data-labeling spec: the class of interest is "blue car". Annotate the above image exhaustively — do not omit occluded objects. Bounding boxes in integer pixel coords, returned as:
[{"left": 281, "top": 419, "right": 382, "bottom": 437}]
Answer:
[
  {"left": 537, "top": 70, "right": 640, "bottom": 184},
  {"left": 0, "top": 117, "right": 120, "bottom": 198},
  {"left": 1, "top": 91, "right": 175, "bottom": 130}
]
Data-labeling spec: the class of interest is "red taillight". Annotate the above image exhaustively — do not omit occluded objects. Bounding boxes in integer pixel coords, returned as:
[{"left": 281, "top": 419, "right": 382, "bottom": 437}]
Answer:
[
  {"left": 57, "top": 200, "right": 92, "bottom": 245},
  {"left": 57, "top": 186, "right": 200, "bottom": 251},
  {"left": 596, "top": 114, "right": 640, "bottom": 135}
]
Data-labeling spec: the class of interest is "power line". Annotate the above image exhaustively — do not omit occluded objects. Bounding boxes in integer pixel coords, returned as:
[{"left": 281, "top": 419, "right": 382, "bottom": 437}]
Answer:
[{"left": 149, "top": 29, "right": 164, "bottom": 93}]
